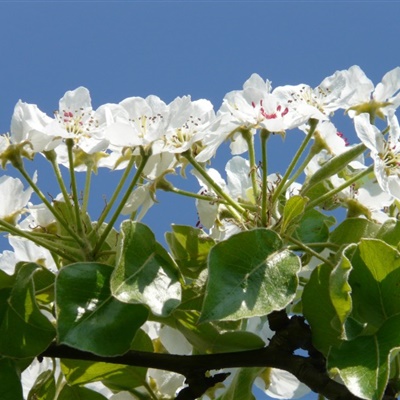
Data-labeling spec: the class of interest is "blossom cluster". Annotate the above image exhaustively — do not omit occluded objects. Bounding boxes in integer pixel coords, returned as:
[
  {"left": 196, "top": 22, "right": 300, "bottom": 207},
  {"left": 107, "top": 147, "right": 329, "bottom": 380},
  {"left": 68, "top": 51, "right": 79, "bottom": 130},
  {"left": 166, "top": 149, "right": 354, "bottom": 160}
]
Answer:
[{"left": 1, "top": 66, "right": 400, "bottom": 235}]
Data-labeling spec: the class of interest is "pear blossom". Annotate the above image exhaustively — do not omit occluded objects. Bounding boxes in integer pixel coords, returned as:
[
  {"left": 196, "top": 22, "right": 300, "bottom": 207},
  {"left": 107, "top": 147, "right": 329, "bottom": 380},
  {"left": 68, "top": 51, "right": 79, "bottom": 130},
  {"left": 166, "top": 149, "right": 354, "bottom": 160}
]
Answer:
[
  {"left": 10, "top": 100, "right": 59, "bottom": 152},
  {"left": 329, "top": 174, "right": 393, "bottom": 223},
  {"left": 104, "top": 95, "right": 168, "bottom": 151},
  {"left": 162, "top": 96, "right": 215, "bottom": 155},
  {"left": 21, "top": 358, "right": 53, "bottom": 399},
  {"left": 121, "top": 183, "right": 155, "bottom": 220},
  {"left": 273, "top": 67, "right": 358, "bottom": 119},
  {"left": 344, "top": 66, "right": 400, "bottom": 118},
  {"left": 13, "top": 88, "right": 110, "bottom": 157},
  {"left": 0, "top": 174, "right": 35, "bottom": 225},
  {"left": 0, "top": 236, "right": 57, "bottom": 275},
  {"left": 197, "top": 74, "right": 309, "bottom": 162},
  {"left": 255, "top": 368, "right": 311, "bottom": 399},
  {"left": 354, "top": 111, "right": 400, "bottom": 199},
  {"left": 19, "top": 202, "right": 57, "bottom": 232},
  {"left": 219, "top": 73, "right": 309, "bottom": 132},
  {"left": 192, "top": 156, "right": 253, "bottom": 230}
]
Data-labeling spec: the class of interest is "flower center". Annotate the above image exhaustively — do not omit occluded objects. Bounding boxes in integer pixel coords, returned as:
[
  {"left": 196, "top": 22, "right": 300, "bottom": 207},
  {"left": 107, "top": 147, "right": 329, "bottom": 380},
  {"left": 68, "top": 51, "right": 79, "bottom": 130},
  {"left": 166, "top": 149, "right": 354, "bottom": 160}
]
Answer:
[
  {"left": 55, "top": 108, "right": 98, "bottom": 136},
  {"left": 251, "top": 100, "right": 288, "bottom": 120},
  {"left": 129, "top": 114, "right": 164, "bottom": 138},
  {"left": 381, "top": 142, "right": 400, "bottom": 176}
]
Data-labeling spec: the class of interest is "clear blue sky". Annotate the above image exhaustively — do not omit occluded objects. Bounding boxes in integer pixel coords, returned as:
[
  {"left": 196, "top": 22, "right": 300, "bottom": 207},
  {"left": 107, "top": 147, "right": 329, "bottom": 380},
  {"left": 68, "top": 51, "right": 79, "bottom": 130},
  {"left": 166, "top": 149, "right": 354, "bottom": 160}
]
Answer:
[{"left": 0, "top": 2, "right": 399, "bottom": 399}]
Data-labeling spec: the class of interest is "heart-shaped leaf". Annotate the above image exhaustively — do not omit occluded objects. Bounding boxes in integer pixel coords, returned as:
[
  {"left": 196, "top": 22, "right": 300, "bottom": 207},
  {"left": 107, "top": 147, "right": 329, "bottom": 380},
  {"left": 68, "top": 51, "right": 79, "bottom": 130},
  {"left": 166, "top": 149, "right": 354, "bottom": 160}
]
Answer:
[
  {"left": 200, "top": 229, "right": 300, "bottom": 323},
  {"left": 56, "top": 262, "right": 148, "bottom": 356}
]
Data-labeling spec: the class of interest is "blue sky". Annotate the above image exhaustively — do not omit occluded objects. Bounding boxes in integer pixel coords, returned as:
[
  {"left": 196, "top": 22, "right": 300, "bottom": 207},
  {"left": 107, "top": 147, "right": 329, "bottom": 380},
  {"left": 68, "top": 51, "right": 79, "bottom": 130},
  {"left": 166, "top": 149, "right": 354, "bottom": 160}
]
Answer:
[{"left": 0, "top": 1, "right": 399, "bottom": 399}]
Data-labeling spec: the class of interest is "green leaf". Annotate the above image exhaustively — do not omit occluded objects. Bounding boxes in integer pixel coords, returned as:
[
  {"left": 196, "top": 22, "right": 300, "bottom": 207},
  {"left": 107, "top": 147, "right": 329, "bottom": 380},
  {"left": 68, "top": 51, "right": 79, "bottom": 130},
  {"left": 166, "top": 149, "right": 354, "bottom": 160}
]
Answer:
[
  {"left": 28, "top": 369, "right": 55, "bottom": 400},
  {"left": 0, "top": 358, "right": 23, "bottom": 400},
  {"left": 376, "top": 218, "right": 400, "bottom": 247},
  {"left": 349, "top": 239, "right": 400, "bottom": 333},
  {"left": 330, "top": 218, "right": 380, "bottom": 246},
  {"left": 220, "top": 368, "right": 261, "bottom": 400},
  {"left": 174, "top": 310, "right": 265, "bottom": 353},
  {"left": 0, "top": 263, "right": 56, "bottom": 358},
  {"left": 280, "top": 195, "right": 307, "bottom": 235},
  {"left": 111, "top": 221, "right": 181, "bottom": 317},
  {"left": 329, "top": 245, "right": 355, "bottom": 337},
  {"left": 0, "top": 269, "right": 14, "bottom": 290},
  {"left": 165, "top": 224, "right": 215, "bottom": 278},
  {"left": 302, "top": 264, "right": 341, "bottom": 355},
  {"left": 62, "top": 329, "right": 152, "bottom": 389},
  {"left": 56, "top": 262, "right": 148, "bottom": 356},
  {"left": 294, "top": 209, "right": 335, "bottom": 249},
  {"left": 57, "top": 384, "right": 107, "bottom": 400},
  {"left": 199, "top": 229, "right": 300, "bottom": 323},
  {"left": 33, "top": 267, "right": 55, "bottom": 305},
  {"left": 328, "top": 315, "right": 400, "bottom": 400},
  {"left": 303, "top": 143, "right": 366, "bottom": 192}
]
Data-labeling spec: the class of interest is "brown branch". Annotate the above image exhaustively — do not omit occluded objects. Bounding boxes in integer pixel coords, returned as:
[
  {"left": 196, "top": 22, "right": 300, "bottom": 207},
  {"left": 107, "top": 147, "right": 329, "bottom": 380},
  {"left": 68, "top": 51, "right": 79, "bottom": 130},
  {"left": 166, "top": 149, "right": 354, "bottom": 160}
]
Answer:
[
  {"left": 41, "top": 342, "right": 362, "bottom": 400},
  {"left": 38, "top": 311, "right": 397, "bottom": 400}
]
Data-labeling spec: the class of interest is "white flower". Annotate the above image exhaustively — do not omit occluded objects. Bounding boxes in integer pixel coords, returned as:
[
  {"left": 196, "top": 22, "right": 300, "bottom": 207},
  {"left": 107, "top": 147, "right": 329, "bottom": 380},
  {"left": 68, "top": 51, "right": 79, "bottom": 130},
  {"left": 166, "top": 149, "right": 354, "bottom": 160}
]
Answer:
[
  {"left": 354, "top": 111, "right": 400, "bottom": 199},
  {"left": 273, "top": 67, "right": 355, "bottom": 119},
  {"left": 163, "top": 96, "right": 215, "bottom": 154},
  {"left": 13, "top": 88, "right": 114, "bottom": 169},
  {"left": 10, "top": 100, "right": 58, "bottom": 152},
  {"left": 220, "top": 80, "right": 306, "bottom": 133},
  {"left": 345, "top": 66, "right": 400, "bottom": 118},
  {"left": 192, "top": 156, "right": 253, "bottom": 231},
  {"left": 21, "top": 358, "right": 53, "bottom": 399},
  {"left": 19, "top": 202, "right": 56, "bottom": 231},
  {"left": 105, "top": 95, "right": 168, "bottom": 151},
  {"left": 121, "top": 183, "right": 155, "bottom": 220},
  {"left": 0, "top": 174, "right": 35, "bottom": 225},
  {"left": 255, "top": 368, "right": 311, "bottom": 399},
  {"left": 0, "top": 236, "right": 57, "bottom": 275},
  {"left": 197, "top": 74, "right": 308, "bottom": 161}
]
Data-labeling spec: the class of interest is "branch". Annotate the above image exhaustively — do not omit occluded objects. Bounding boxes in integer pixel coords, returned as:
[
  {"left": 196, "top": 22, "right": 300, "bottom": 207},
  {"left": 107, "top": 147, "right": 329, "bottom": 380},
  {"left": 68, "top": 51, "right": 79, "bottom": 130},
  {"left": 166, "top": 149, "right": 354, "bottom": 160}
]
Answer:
[
  {"left": 39, "top": 340, "right": 366, "bottom": 400},
  {"left": 39, "top": 310, "right": 397, "bottom": 400}
]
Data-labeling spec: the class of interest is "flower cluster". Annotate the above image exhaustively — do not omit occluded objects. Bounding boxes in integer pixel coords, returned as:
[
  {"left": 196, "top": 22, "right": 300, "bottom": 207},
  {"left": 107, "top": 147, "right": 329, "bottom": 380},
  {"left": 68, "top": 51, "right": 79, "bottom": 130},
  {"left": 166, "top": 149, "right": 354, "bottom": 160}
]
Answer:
[{"left": 1, "top": 66, "right": 400, "bottom": 400}]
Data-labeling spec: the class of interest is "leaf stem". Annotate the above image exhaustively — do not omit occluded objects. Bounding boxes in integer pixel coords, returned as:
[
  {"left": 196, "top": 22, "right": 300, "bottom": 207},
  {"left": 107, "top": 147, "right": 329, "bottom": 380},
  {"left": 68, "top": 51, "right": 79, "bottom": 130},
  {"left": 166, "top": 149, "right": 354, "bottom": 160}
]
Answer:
[
  {"left": 305, "top": 165, "right": 374, "bottom": 211},
  {"left": 92, "top": 151, "right": 151, "bottom": 257},
  {"left": 272, "top": 119, "right": 318, "bottom": 204},
  {"left": 94, "top": 154, "right": 137, "bottom": 231},
  {"left": 66, "top": 139, "right": 84, "bottom": 235},
  {"left": 15, "top": 163, "right": 85, "bottom": 247},
  {"left": 284, "top": 234, "right": 335, "bottom": 267},
  {"left": 260, "top": 129, "right": 270, "bottom": 226},
  {"left": 183, "top": 151, "right": 247, "bottom": 221}
]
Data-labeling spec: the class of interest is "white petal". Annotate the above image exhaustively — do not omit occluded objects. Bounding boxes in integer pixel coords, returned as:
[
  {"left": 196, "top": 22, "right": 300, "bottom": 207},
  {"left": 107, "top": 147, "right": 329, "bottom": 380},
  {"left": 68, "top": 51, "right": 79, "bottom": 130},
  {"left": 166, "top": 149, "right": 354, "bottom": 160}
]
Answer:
[
  {"left": 354, "top": 113, "right": 384, "bottom": 153},
  {"left": 374, "top": 67, "right": 400, "bottom": 102}
]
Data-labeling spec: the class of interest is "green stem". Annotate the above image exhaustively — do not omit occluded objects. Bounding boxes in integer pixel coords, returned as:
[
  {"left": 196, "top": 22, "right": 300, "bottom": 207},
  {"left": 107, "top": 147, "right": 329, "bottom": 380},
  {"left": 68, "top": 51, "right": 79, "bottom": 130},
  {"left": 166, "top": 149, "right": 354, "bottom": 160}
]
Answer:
[
  {"left": 305, "top": 165, "right": 374, "bottom": 211},
  {"left": 81, "top": 162, "right": 93, "bottom": 216},
  {"left": 44, "top": 150, "right": 75, "bottom": 223},
  {"left": 281, "top": 151, "right": 316, "bottom": 194},
  {"left": 242, "top": 129, "right": 259, "bottom": 199},
  {"left": 260, "top": 129, "right": 270, "bottom": 226},
  {"left": 284, "top": 234, "right": 335, "bottom": 267},
  {"left": 94, "top": 155, "right": 136, "bottom": 231},
  {"left": 169, "top": 187, "right": 257, "bottom": 211},
  {"left": 272, "top": 119, "right": 318, "bottom": 204},
  {"left": 15, "top": 164, "right": 85, "bottom": 246},
  {"left": 66, "top": 139, "right": 84, "bottom": 235},
  {"left": 0, "top": 220, "right": 79, "bottom": 262},
  {"left": 143, "top": 381, "right": 159, "bottom": 400},
  {"left": 92, "top": 152, "right": 151, "bottom": 257},
  {"left": 183, "top": 151, "right": 247, "bottom": 221}
]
